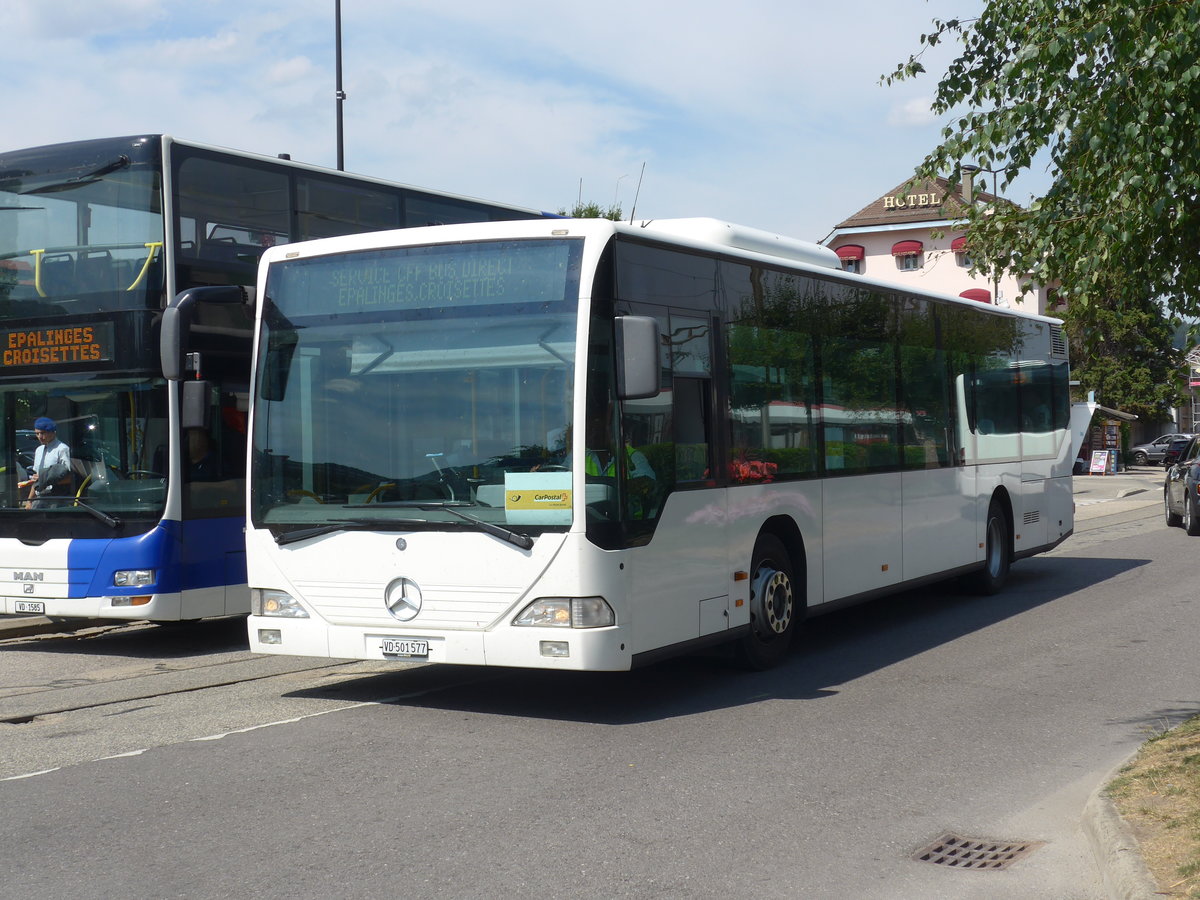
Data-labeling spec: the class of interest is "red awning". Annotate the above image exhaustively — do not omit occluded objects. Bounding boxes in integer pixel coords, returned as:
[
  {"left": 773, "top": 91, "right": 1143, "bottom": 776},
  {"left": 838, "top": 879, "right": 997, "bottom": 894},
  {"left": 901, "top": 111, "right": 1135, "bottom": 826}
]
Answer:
[
  {"left": 950, "top": 235, "right": 969, "bottom": 252},
  {"left": 834, "top": 244, "right": 864, "bottom": 261},
  {"left": 891, "top": 240, "right": 923, "bottom": 256},
  {"left": 959, "top": 288, "right": 991, "bottom": 303}
]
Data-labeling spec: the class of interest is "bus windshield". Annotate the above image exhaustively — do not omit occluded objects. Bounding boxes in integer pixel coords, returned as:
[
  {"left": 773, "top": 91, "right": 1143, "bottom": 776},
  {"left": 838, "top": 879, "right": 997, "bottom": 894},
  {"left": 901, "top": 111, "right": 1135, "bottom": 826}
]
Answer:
[
  {"left": 0, "top": 138, "right": 163, "bottom": 316},
  {"left": 252, "top": 238, "right": 582, "bottom": 535},
  {"left": 0, "top": 378, "right": 168, "bottom": 517}
]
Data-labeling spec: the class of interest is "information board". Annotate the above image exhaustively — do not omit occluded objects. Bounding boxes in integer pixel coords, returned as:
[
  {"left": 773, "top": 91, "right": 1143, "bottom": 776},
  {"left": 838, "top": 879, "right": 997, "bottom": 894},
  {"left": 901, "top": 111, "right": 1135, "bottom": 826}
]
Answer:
[{"left": 1, "top": 322, "right": 115, "bottom": 368}]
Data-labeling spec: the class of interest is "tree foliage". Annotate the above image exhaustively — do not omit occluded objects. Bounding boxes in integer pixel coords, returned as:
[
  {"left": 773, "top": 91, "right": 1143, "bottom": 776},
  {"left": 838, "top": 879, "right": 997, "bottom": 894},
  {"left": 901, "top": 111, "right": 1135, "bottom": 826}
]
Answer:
[
  {"left": 558, "top": 201, "right": 623, "bottom": 221},
  {"left": 885, "top": 1, "right": 1200, "bottom": 318},
  {"left": 1060, "top": 277, "right": 1185, "bottom": 420}
]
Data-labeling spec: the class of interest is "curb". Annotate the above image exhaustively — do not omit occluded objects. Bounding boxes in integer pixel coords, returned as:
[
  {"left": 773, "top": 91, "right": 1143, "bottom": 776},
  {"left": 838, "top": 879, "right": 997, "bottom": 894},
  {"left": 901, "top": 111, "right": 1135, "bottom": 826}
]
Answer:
[{"left": 1083, "top": 772, "right": 1161, "bottom": 899}]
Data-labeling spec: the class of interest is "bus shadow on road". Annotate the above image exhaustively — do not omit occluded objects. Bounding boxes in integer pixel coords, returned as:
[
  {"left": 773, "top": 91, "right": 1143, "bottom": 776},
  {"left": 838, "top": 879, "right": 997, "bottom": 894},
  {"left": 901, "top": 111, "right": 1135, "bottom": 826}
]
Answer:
[
  {"left": 285, "top": 555, "right": 1147, "bottom": 725},
  {"left": 0, "top": 615, "right": 250, "bottom": 660}
]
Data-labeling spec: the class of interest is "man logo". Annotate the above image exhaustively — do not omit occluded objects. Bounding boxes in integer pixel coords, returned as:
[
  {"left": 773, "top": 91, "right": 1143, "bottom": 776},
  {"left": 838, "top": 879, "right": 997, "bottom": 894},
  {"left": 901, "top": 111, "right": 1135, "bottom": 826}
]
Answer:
[
  {"left": 14, "top": 571, "right": 44, "bottom": 582},
  {"left": 23, "top": 584, "right": 34, "bottom": 594}
]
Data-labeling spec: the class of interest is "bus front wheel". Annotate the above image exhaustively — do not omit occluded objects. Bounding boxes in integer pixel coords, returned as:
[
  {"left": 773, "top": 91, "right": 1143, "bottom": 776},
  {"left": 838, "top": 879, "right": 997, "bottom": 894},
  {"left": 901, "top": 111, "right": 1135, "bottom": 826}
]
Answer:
[{"left": 736, "top": 534, "right": 800, "bottom": 670}]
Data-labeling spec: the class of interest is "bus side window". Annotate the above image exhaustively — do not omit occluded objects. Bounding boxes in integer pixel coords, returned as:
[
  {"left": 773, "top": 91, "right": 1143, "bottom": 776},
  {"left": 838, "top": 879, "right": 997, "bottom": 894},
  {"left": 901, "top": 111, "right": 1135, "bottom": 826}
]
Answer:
[{"left": 674, "top": 377, "right": 711, "bottom": 482}]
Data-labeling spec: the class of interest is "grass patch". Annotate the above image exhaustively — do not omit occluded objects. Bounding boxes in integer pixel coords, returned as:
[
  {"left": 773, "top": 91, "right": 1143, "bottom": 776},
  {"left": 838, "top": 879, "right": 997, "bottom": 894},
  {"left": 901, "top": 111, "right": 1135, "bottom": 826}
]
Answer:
[{"left": 1107, "top": 715, "right": 1200, "bottom": 897}]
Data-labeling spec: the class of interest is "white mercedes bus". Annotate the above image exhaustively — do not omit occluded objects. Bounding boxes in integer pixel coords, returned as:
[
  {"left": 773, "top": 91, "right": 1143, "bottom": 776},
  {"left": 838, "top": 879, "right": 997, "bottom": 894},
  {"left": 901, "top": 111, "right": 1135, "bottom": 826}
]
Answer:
[{"left": 245, "top": 217, "right": 1073, "bottom": 670}]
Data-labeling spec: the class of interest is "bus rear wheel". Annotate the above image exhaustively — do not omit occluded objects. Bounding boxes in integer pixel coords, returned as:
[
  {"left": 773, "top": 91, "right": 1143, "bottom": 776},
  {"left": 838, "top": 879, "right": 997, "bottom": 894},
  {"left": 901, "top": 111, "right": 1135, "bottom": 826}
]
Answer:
[
  {"left": 965, "top": 500, "right": 1010, "bottom": 595},
  {"left": 736, "top": 534, "right": 800, "bottom": 670}
]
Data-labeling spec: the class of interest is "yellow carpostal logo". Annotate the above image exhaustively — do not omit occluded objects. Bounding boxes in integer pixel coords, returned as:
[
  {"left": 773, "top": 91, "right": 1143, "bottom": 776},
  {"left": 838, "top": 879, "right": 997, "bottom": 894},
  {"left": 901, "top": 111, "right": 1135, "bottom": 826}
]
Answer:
[{"left": 505, "top": 490, "right": 571, "bottom": 510}]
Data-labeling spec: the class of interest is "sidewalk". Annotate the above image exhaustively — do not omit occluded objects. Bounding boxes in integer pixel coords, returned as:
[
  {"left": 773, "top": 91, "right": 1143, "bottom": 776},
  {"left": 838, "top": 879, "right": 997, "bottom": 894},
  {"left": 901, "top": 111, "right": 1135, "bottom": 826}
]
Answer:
[
  {"left": 1072, "top": 465, "right": 1163, "bottom": 522},
  {"left": 1071, "top": 466, "right": 1163, "bottom": 897}
]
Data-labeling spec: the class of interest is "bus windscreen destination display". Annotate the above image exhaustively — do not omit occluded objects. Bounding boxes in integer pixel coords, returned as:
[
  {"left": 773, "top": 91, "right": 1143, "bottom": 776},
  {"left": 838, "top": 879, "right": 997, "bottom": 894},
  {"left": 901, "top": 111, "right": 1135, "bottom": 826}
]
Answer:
[
  {"left": 1, "top": 322, "right": 115, "bottom": 368},
  {"left": 271, "top": 239, "right": 580, "bottom": 316}
]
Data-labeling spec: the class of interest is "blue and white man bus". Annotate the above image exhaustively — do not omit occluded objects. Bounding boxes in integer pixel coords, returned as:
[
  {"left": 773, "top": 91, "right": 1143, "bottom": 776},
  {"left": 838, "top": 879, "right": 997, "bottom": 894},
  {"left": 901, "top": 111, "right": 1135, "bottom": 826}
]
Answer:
[{"left": 0, "top": 134, "right": 545, "bottom": 621}]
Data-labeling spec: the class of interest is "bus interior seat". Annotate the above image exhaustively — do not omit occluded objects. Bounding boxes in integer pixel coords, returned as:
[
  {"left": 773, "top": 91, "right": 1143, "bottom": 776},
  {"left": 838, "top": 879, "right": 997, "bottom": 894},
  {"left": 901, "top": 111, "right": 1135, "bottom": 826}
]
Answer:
[
  {"left": 39, "top": 254, "right": 75, "bottom": 296},
  {"left": 77, "top": 250, "right": 117, "bottom": 293}
]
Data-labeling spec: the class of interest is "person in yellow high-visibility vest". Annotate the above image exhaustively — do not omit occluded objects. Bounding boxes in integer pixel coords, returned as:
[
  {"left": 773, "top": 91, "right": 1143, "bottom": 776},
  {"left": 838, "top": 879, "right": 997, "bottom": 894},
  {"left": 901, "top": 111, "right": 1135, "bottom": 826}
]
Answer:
[{"left": 585, "top": 443, "right": 656, "bottom": 518}]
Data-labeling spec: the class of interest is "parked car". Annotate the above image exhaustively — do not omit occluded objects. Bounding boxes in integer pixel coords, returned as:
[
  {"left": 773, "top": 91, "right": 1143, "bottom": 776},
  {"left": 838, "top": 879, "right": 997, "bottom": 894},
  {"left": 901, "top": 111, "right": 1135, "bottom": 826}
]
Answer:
[
  {"left": 1164, "top": 436, "right": 1200, "bottom": 533},
  {"left": 1130, "top": 432, "right": 1194, "bottom": 466},
  {"left": 1162, "top": 437, "right": 1193, "bottom": 469}
]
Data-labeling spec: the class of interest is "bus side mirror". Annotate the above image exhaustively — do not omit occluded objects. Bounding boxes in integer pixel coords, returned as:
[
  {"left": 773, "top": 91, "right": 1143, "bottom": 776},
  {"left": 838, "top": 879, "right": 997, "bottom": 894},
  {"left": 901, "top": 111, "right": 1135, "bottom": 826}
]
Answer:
[
  {"left": 161, "top": 285, "right": 255, "bottom": 381},
  {"left": 615, "top": 316, "right": 661, "bottom": 400}
]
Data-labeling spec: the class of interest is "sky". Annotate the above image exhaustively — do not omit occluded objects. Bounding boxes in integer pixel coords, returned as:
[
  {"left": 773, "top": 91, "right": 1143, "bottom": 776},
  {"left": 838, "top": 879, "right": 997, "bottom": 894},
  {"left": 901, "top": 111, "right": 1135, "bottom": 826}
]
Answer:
[{"left": 6, "top": 0, "right": 1049, "bottom": 243}]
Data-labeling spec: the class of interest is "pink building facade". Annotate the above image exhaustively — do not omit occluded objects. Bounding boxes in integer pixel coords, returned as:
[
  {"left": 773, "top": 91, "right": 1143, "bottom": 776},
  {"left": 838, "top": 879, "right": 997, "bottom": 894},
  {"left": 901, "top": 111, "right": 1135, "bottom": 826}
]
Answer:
[{"left": 820, "top": 175, "right": 1055, "bottom": 317}]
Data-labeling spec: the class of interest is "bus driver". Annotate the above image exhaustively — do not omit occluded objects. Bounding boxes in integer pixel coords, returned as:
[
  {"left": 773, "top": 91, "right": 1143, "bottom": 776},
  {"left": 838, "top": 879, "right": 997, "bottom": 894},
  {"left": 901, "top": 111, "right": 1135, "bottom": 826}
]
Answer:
[{"left": 21, "top": 417, "right": 71, "bottom": 509}]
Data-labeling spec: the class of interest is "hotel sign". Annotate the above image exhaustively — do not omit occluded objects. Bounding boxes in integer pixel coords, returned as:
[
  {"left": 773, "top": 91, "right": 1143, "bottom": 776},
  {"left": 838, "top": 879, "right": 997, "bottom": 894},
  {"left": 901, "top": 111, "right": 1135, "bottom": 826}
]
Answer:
[
  {"left": 1, "top": 322, "right": 115, "bottom": 368},
  {"left": 884, "top": 193, "right": 942, "bottom": 210}
]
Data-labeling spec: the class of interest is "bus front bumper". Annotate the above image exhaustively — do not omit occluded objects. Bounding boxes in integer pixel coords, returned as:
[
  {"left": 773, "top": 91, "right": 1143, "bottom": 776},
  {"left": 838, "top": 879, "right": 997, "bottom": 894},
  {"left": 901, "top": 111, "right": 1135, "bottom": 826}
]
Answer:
[{"left": 247, "top": 615, "right": 632, "bottom": 671}]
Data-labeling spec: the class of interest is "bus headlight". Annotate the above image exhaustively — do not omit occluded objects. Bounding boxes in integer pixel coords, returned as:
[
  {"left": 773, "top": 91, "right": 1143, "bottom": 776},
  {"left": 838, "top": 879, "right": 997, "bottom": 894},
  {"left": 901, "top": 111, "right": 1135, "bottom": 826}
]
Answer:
[
  {"left": 512, "top": 596, "right": 615, "bottom": 628},
  {"left": 251, "top": 588, "right": 309, "bottom": 618},
  {"left": 113, "top": 569, "right": 155, "bottom": 587}
]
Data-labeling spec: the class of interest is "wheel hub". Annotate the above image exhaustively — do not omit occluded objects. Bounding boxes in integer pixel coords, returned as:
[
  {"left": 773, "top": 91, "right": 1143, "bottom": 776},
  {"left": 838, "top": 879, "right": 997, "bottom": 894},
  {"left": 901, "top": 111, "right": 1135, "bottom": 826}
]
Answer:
[{"left": 751, "top": 565, "right": 793, "bottom": 637}]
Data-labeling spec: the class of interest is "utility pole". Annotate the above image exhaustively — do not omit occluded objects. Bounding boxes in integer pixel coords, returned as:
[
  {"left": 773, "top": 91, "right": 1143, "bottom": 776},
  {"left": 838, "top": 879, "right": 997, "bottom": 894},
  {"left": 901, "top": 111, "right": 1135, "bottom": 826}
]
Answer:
[{"left": 335, "top": 0, "right": 346, "bottom": 170}]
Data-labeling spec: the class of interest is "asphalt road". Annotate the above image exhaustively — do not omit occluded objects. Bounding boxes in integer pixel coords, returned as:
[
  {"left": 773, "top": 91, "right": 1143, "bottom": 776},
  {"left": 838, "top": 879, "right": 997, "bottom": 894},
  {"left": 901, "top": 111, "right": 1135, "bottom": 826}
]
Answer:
[{"left": 0, "top": 471, "right": 1187, "bottom": 900}]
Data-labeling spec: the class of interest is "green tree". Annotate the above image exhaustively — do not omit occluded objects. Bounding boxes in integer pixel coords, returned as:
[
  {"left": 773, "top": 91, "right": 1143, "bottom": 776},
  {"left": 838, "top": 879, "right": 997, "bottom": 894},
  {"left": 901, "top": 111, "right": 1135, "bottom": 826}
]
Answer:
[
  {"left": 885, "top": 1, "right": 1200, "bottom": 318},
  {"left": 558, "top": 201, "right": 623, "bottom": 221},
  {"left": 1061, "top": 279, "right": 1184, "bottom": 420}
]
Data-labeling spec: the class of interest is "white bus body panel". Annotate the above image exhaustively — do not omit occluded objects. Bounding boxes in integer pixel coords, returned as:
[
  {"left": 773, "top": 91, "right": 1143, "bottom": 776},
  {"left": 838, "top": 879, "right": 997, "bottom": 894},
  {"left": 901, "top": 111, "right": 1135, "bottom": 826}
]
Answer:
[{"left": 900, "top": 467, "right": 980, "bottom": 584}]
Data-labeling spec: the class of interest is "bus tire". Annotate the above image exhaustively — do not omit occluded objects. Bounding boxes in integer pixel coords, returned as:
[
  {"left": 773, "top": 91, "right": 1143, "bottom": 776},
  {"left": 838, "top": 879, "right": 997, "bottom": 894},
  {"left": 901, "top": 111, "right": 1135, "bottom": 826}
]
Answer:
[
  {"left": 735, "top": 534, "right": 800, "bottom": 670},
  {"left": 965, "top": 500, "right": 1010, "bottom": 595}
]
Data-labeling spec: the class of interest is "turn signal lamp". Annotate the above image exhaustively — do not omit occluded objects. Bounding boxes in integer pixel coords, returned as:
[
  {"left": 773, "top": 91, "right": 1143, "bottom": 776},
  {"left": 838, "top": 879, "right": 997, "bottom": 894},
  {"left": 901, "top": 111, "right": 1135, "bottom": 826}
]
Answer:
[{"left": 109, "top": 595, "right": 152, "bottom": 607}]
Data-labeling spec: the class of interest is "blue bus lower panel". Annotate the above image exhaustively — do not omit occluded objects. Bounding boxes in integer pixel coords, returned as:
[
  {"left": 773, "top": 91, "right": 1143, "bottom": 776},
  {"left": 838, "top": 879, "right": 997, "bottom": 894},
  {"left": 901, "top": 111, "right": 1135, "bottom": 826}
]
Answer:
[{"left": 71, "top": 516, "right": 246, "bottom": 598}]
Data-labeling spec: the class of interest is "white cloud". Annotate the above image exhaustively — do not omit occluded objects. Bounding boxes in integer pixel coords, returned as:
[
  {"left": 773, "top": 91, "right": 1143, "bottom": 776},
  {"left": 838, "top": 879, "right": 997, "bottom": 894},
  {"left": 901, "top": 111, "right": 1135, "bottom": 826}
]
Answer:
[
  {"left": 266, "top": 56, "right": 317, "bottom": 86},
  {"left": 887, "top": 96, "right": 940, "bottom": 128}
]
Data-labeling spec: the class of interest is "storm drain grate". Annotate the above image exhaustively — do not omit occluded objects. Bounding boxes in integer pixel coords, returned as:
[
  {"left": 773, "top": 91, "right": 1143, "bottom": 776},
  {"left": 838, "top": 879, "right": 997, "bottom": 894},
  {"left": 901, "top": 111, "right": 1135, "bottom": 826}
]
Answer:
[{"left": 913, "top": 833, "right": 1044, "bottom": 870}]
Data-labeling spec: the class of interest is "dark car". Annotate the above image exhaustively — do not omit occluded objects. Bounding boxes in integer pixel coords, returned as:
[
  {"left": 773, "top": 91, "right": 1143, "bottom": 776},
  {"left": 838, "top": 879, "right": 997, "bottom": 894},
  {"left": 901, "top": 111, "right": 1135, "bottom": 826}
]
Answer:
[
  {"left": 1161, "top": 437, "right": 1192, "bottom": 469},
  {"left": 1163, "top": 436, "right": 1200, "bottom": 533},
  {"left": 1131, "top": 432, "right": 1193, "bottom": 466}
]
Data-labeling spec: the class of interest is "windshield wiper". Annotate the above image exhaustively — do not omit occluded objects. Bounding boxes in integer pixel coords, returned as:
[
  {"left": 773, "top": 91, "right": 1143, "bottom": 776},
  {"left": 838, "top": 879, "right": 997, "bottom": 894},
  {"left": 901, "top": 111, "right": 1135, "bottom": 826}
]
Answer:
[
  {"left": 277, "top": 506, "right": 535, "bottom": 551},
  {"left": 72, "top": 497, "right": 121, "bottom": 528},
  {"left": 23, "top": 155, "right": 131, "bottom": 195},
  {"left": 35, "top": 496, "right": 121, "bottom": 528},
  {"left": 413, "top": 502, "right": 535, "bottom": 550},
  {"left": 273, "top": 517, "right": 427, "bottom": 546}
]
